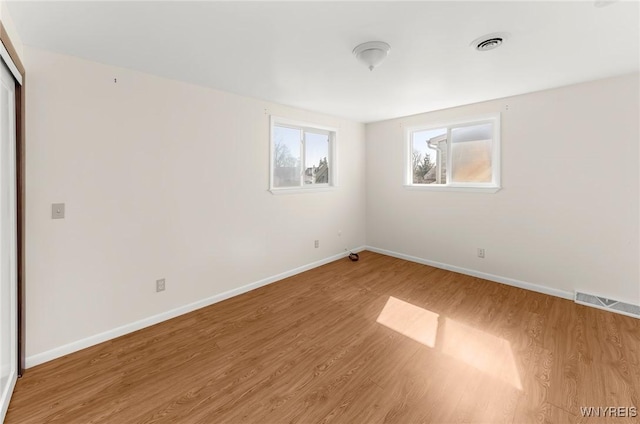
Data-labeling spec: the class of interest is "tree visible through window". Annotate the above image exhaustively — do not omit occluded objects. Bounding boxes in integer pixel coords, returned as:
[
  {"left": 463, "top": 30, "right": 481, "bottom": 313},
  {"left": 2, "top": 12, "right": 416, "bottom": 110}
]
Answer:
[
  {"left": 407, "top": 115, "right": 500, "bottom": 191},
  {"left": 273, "top": 125, "right": 301, "bottom": 187},
  {"left": 412, "top": 128, "right": 446, "bottom": 184},
  {"left": 271, "top": 117, "right": 336, "bottom": 191}
]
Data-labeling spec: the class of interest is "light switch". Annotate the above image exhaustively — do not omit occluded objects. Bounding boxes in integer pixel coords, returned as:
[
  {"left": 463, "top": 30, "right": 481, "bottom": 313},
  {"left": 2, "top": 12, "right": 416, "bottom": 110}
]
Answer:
[{"left": 52, "top": 203, "right": 65, "bottom": 219}]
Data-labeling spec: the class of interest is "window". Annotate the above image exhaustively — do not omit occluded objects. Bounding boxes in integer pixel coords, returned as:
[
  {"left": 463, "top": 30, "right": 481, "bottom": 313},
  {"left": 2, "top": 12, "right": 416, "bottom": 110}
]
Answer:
[
  {"left": 406, "top": 114, "right": 500, "bottom": 192},
  {"left": 270, "top": 117, "right": 336, "bottom": 192}
]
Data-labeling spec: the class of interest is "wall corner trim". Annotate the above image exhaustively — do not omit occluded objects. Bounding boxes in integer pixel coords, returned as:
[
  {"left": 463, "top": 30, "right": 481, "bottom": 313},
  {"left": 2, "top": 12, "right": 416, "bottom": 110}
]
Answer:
[
  {"left": 365, "top": 246, "right": 574, "bottom": 301},
  {"left": 26, "top": 246, "right": 367, "bottom": 368}
]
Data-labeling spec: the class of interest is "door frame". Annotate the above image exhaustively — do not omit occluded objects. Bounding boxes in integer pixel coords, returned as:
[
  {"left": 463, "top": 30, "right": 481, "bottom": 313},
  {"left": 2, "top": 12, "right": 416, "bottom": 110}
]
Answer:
[{"left": 0, "top": 21, "right": 25, "bottom": 376}]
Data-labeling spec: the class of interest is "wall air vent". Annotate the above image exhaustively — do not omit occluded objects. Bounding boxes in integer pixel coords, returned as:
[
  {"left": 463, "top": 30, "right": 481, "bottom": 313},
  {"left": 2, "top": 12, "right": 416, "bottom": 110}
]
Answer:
[{"left": 575, "top": 291, "right": 640, "bottom": 319}]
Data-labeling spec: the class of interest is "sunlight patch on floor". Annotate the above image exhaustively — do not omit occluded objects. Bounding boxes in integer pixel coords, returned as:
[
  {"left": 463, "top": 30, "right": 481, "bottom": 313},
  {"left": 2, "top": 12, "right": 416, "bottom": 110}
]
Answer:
[
  {"left": 441, "top": 317, "right": 522, "bottom": 390},
  {"left": 376, "top": 296, "right": 439, "bottom": 347},
  {"left": 376, "top": 296, "right": 522, "bottom": 390}
]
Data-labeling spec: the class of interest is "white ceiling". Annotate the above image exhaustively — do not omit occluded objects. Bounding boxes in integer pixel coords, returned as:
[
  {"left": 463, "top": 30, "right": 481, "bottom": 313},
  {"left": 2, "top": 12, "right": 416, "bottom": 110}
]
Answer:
[{"left": 7, "top": 1, "right": 640, "bottom": 123}]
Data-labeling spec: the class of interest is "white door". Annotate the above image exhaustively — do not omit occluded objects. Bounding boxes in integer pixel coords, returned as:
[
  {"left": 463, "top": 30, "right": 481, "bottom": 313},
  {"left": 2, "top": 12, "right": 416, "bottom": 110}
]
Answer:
[{"left": 0, "top": 57, "right": 17, "bottom": 422}]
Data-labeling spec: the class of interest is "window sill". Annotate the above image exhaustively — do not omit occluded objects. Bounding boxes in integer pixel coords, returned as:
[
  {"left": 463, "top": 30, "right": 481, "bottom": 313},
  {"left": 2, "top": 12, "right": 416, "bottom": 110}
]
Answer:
[
  {"left": 269, "top": 186, "right": 337, "bottom": 195},
  {"left": 403, "top": 184, "right": 501, "bottom": 193}
]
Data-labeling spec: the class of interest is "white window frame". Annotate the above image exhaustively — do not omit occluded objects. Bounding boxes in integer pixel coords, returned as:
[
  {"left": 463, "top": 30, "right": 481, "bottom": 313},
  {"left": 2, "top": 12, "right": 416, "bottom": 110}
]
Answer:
[
  {"left": 269, "top": 116, "right": 337, "bottom": 194},
  {"left": 404, "top": 113, "right": 501, "bottom": 193}
]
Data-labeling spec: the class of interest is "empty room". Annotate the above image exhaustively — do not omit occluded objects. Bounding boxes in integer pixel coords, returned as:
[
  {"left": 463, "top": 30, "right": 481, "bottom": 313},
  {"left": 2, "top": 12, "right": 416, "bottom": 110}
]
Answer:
[{"left": 0, "top": 0, "right": 638, "bottom": 423}]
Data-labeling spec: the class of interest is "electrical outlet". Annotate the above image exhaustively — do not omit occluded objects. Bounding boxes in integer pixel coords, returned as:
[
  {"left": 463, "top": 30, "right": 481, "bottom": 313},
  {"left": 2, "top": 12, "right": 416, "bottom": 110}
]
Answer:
[
  {"left": 52, "top": 203, "right": 65, "bottom": 219},
  {"left": 156, "top": 278, "right": 166, "bottom": 292},
  {"left": 477, "top": 248, "right": 485, "bottom": 259},
  {"left": 314, "top": 240, "right": 319, "bottom": 248}
]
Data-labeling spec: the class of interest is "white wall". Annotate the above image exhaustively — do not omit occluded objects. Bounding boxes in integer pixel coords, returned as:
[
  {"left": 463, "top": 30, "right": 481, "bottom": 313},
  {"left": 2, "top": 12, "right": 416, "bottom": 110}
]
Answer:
[
  {"left": 366, "top": 73, "right": 639, "bottom": 305},
  {"left": 0, "top": 0, "right": 23, "bottom": 60},
  {"left": 20, "top": 43, "right": 640, "bottom": 365},
  {"left": 24, "top": 46, "right": 366, "bottom": 361}
]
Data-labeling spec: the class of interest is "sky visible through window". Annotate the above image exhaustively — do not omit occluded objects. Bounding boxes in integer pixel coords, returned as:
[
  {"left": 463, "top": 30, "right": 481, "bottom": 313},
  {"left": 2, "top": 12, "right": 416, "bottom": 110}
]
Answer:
[
  {"left": 275, "top": 126, "right": 328, "bottom": 168},
  {"left": 276, "top": 126, "right": 301, "bottom": 164},
  {"left": 305, "top": 132, "right": 329, "bottom": 168},
  {"left": 412, "top": 128, "right": 447, "bottom": 158}
]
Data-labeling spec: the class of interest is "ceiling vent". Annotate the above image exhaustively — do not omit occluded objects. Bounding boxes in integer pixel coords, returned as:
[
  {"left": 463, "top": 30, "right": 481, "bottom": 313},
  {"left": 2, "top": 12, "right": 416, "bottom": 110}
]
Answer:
[
  {"left": 471, "top": 32, "right": 510, "bottom": 52},
  {"left": 594, "top": 1, "right": 618, "bottom": 7}
]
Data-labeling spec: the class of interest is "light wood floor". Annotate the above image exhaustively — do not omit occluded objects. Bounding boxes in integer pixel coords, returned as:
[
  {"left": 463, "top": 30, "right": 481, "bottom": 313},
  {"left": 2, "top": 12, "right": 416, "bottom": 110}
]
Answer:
[{"left": 6, "top": 251, "right": 639, "bottom": 423}]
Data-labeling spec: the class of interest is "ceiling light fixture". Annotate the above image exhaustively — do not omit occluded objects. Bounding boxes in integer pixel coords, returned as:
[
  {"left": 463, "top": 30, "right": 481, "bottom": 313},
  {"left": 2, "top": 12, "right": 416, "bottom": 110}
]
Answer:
[
  {"left": 470, "top": 32, "right": 510, "bottom": 52},
  {"left": 353, "top": 41, "right": 391, "bottom": 71}
]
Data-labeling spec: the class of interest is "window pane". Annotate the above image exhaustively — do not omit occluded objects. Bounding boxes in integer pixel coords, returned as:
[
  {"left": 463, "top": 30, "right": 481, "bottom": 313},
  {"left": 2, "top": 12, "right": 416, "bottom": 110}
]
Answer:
[
  {"left": 273, "top": 125, "right": 301, "bottom": 187},
  {"left": 412, "top": 128, "right": 446, "bottom": 184},
  {"left": 304, "top": 131, "right": 329, "bottom": 185},
  {"left": 450, "top": 123, "right": 493, "bottom": 183}
]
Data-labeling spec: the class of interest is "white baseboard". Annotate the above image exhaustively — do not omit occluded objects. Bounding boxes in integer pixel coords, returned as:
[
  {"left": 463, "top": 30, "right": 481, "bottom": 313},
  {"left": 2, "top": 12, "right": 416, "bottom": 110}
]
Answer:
[
  {"left": 365, "top": 246, "right": 574, "bottom": 300},
  {"left": 26, "top": 246, "right": 367, "bottom": 368}
]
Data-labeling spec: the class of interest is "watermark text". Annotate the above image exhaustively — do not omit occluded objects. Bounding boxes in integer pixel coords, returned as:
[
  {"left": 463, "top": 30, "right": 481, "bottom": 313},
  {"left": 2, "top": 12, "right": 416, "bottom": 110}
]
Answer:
[{"left": 580, "top": 406, "right": 637, "bottom": 418}]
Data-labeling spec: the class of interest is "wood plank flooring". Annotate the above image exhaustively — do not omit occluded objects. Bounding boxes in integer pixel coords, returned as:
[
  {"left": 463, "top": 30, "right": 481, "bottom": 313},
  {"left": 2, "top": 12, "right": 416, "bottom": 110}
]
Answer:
[{"left": 6, "top": 251, "right": 639, "bottom": 423}]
